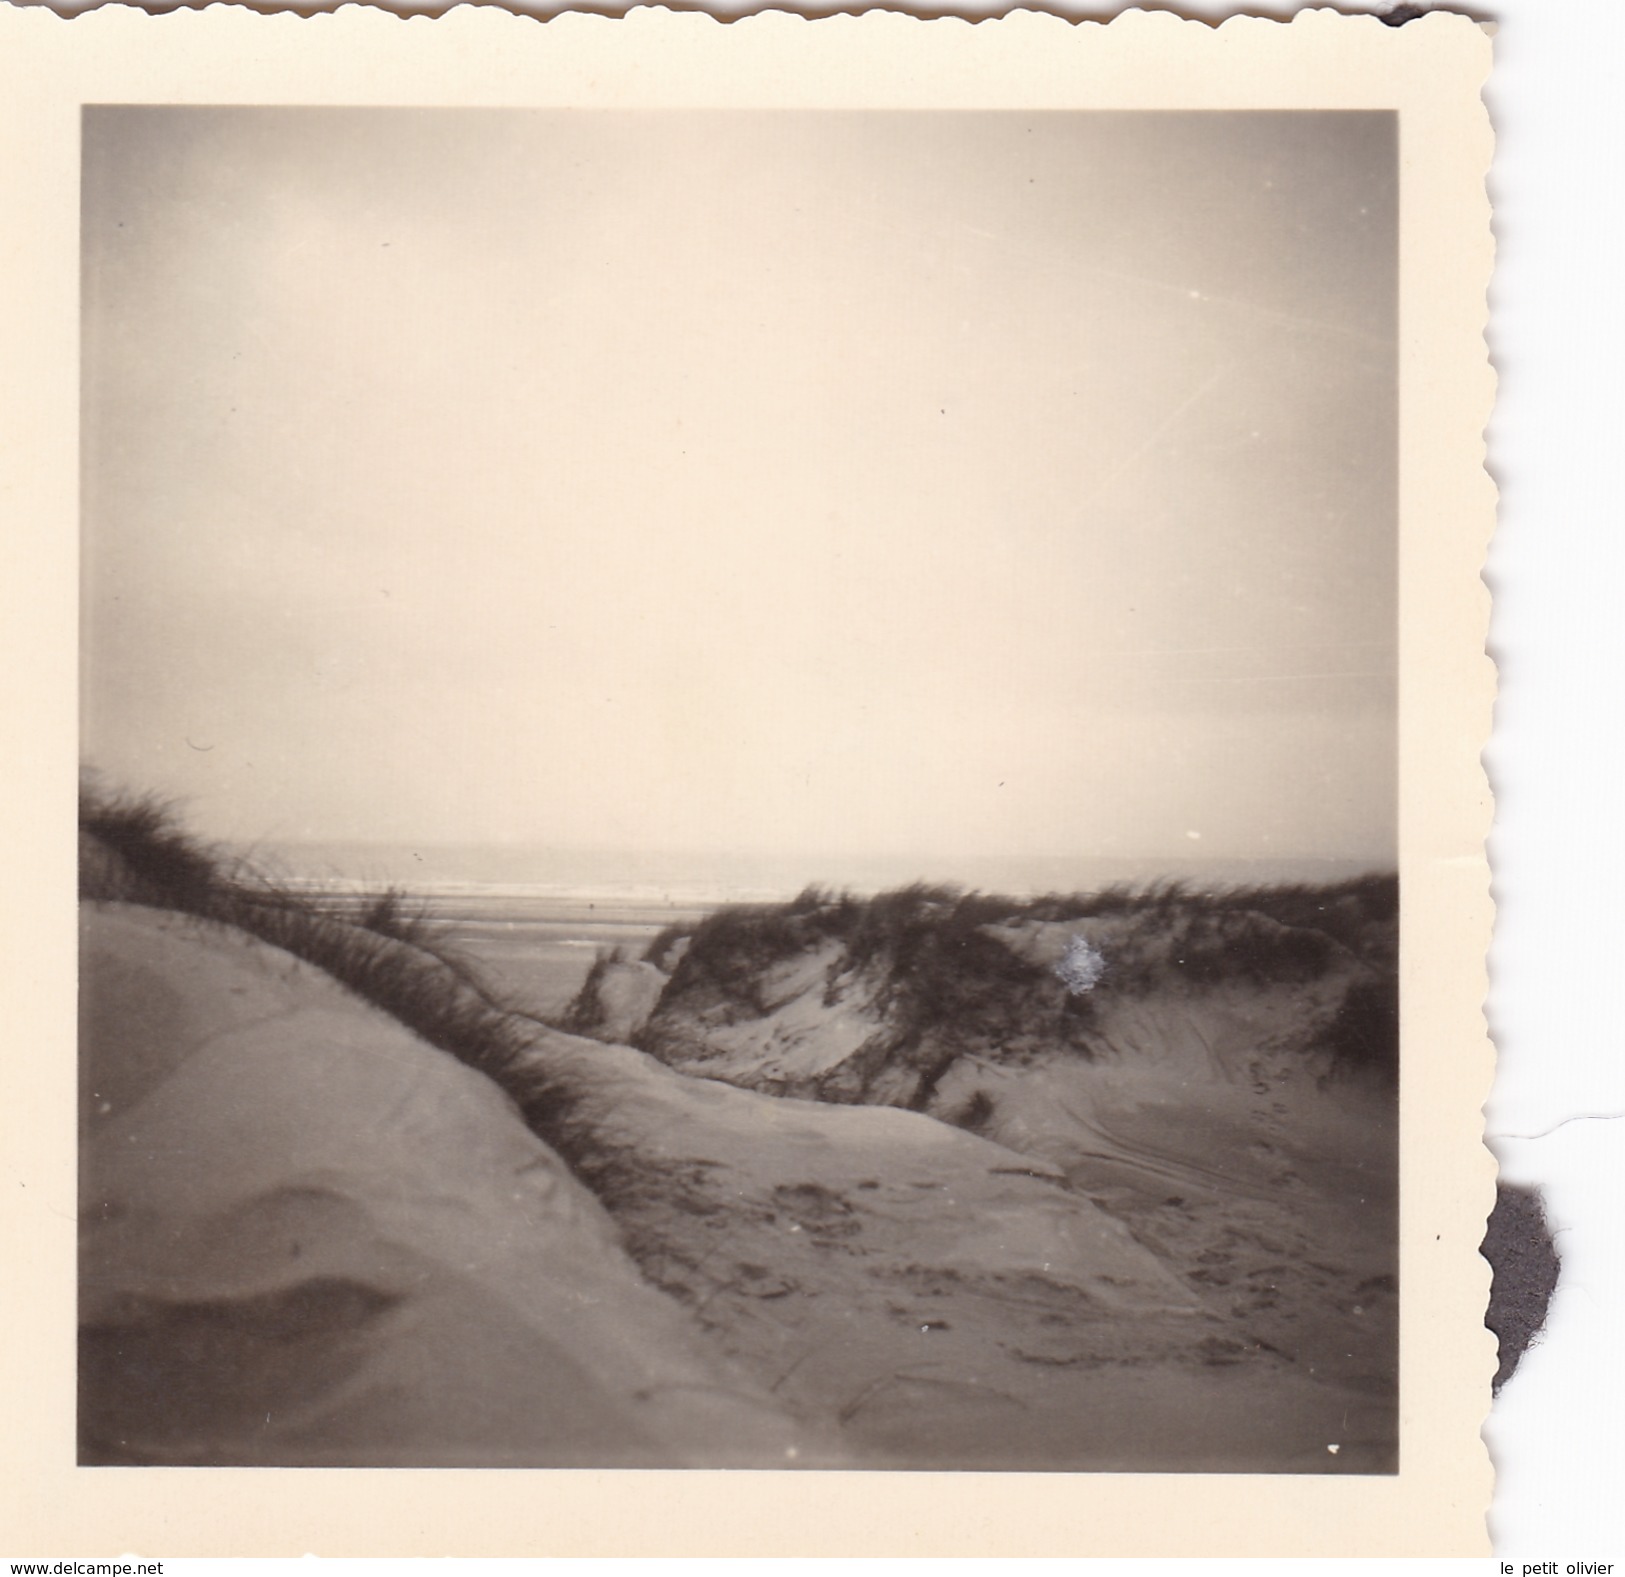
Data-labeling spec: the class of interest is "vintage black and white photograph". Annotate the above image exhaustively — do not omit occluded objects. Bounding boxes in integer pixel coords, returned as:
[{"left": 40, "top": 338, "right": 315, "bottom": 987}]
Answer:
[{"left": 78, "top": 103, "right": 1403, "bottom": 1473}]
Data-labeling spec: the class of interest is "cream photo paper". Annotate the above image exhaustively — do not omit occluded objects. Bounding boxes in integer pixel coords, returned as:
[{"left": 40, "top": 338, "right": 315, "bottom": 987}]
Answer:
[{"left": 0, "top": 5, "right": 1494, "bottom": 1557}]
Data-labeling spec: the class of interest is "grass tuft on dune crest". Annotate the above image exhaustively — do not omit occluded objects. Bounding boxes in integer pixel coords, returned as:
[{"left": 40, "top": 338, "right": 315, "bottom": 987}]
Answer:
[
  {"left": 558, "top": 946, "right": 630, "bottom": 1036},
  {"left": 643, "top": 873, "right": 1400, "bottom": 1085},
  {"left": 78, "top": 780, "right": 532, "bottom": 1085}
]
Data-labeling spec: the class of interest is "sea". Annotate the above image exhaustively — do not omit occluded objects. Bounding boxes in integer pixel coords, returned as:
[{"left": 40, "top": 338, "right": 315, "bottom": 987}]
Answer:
[{"left": 236, "top": 839, "right": 1388, "bottom": 1022}]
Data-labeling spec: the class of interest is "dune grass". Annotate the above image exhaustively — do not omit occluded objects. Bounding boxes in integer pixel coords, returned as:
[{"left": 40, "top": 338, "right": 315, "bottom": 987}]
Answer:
[
  {"left": 79, "top": 785, "right": 242, "bottom": 911},
  {"left": 353, "top": 886, "right": 442, "bottom": 948},
  {"left": 657, "top": 875, "right": 1395, "bottom": 996},
  {"left": 641, "top": 923, "right": 691, "bottom": 973},
  {"left": 558, "top": 946, "right": 631, "bottom": 1036},
  {"left": 80, "top": 780, "right": 1399, "bottom": 1095},
  {"left": 643, "top": 883, "right": 1089, "bottom": 1106},
  {"left": 645, "top": 873, "right": 1400, "bottom": 1085},
  {"left": 78, "top": 784, "right": 532, "bottom": 1085}
]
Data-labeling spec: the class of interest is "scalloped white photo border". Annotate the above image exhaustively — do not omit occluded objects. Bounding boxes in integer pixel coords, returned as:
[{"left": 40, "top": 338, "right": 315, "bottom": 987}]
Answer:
[{"left": 0, "top": 6, "right": 1495, "bottom": 1556}]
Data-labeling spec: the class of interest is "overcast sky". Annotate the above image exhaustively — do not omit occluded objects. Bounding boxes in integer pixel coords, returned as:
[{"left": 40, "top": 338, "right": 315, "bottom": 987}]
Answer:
[{"left": 81, "top": 108, "right": 1396, "bottom": 873}]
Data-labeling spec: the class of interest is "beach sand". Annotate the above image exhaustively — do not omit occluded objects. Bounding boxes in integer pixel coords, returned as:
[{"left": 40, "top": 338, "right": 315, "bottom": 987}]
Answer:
[
  {"left": 79, "top": 903, "right": 813, "bottom": 1467},
  {"left": 409, "top": 894, "right": 699, "bottom": 1020},
  {"left": 79, "top": 882, "right": 1395, "bottom": 1470}
]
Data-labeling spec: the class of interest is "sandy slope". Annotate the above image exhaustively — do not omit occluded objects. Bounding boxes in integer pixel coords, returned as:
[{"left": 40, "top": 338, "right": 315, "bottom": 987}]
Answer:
[
  {"left": 80, "top": 895, "right": 1394, "bottom": 1471},
  {"left": 512, "top": 1027, "right": 1395, "bottom": 1471},
  {"left": 79, "top": 903, "right": 812, "bottom": 1466},
  {"left": 607, "top": 903, "right": 1399, "bottom": 1469}
]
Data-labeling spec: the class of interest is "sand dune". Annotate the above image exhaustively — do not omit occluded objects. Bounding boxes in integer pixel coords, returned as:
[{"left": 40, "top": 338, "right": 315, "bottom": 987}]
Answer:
[
  {"left": 79, "top": 904, "right": 813, "bottom": 1466},
  {"left": 586, "top": 885, "right": 1400, "bottom": 1468},
  {"left": 78, "top": 797, "right": 1396, "bottom": 1470},
  {"left": 505, "top": 1026, "right": 1394, "bottom": 1470},
  {"left": 81, "top": 887, "right": 1395, "bottom": 1470}
]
